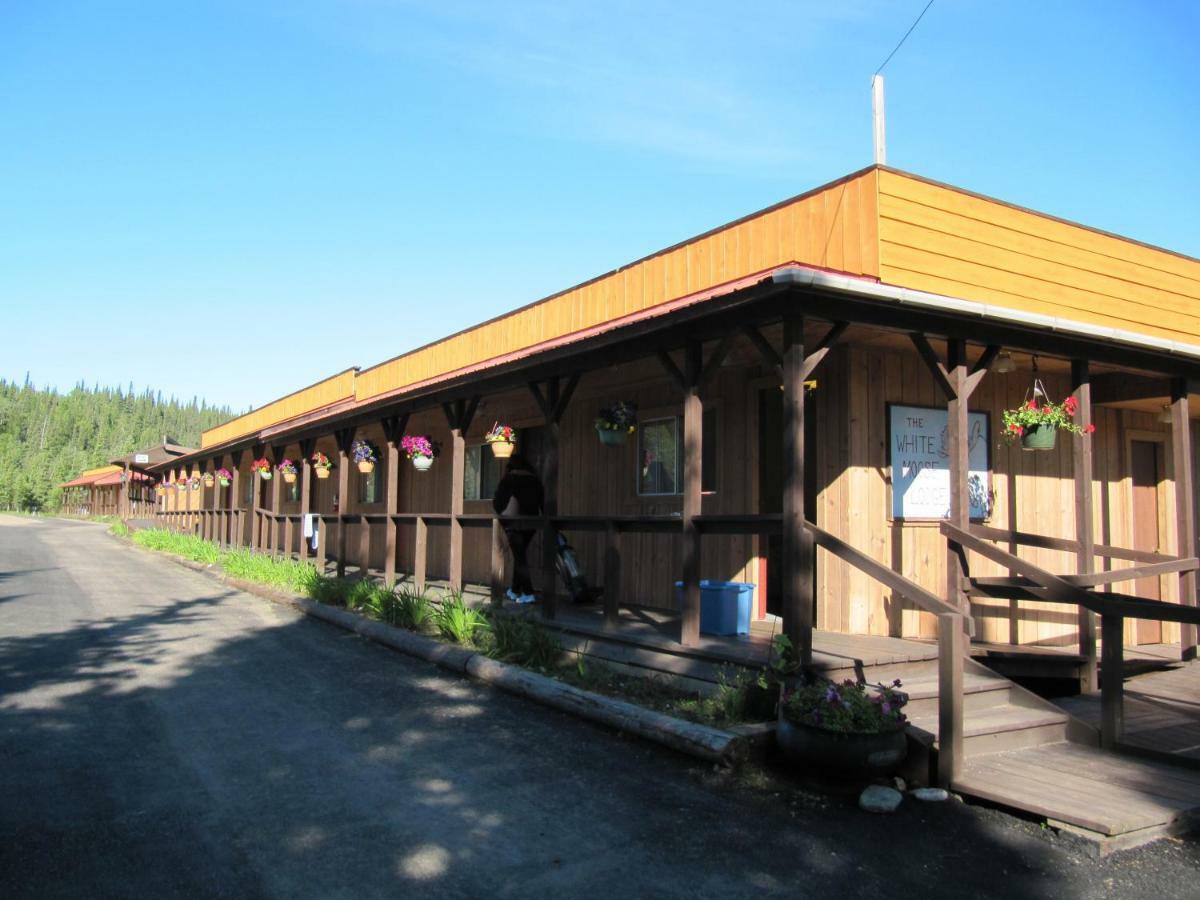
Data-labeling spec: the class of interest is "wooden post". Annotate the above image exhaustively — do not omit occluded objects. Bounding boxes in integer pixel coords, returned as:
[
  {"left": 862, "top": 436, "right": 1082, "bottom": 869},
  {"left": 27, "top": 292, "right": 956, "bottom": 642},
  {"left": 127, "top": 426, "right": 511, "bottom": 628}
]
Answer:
[
  {"left": 414, "top": 515, "right": 428, "bottom": 594},
  {"left": 316, "top": 516, "right": 328, "bottom": 573},
  {"left": 604, "top": 522, "right": 620, "bottom": 628},
  {"left": 937, "top": 612, "right": 964, "bottom": 787},
  {"left": 382, "top": 415, "right": 408, "bottom": 586},
  {"left": 250, "top": 445, "right": 264, "bottom": 551},
  {"left": 1101, "top": 613, "right": 1124, "bottom": 748},
  {"left": 1072, "top": 360, "right": 1099, "bottom": 691},
  {"left": 334, "top": 427, "right": 355, "bottom": 577},
  {"left": 298, "top": 438, "right": 316, "bottom": 563},
  {"left": 490, "top": 518, "right": 505, "bottom": 603},
  {"left": 528, "top": 376, "right": 576, "bottom": 621},
  {"left": 209, "top": 458, "right": 221, "bottom": 545},
  {"left": 782, "top": 313, "right": 814, "bottom": 665},
  {"left": 230, "top": 451, "right": 243, "bottom": 547},
  {"left": 443, "top": 399, "right": 478, "bottom": 594},
  {"left": 268, "top": 444, "right": 284, "bottom": 558},
  {"left": 681, "top": 341, "right": 703, "bottom": 647},
  {"left": 121, "top": 462, "right": 131, "bottom": 520},
  {"left": 1171, "top": 377, "right": 1198, "bottom": 661},
  {"left": 945, "top": 339, "right": 970, "bottom": 615}
]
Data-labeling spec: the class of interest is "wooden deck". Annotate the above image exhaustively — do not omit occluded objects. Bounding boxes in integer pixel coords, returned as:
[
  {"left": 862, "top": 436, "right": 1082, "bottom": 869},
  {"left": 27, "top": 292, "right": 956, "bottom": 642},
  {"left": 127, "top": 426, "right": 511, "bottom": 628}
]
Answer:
[{"left": 1055, "top": 660, "right": 1200, "bottom": 765}]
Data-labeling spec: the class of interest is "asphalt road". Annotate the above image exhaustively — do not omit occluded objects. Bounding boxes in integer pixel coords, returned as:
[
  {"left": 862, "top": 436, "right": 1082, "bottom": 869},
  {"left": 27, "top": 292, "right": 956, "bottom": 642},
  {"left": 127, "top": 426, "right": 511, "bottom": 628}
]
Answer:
[{"left": 2, "top": 516, "right": 1198, "bottom": 899}]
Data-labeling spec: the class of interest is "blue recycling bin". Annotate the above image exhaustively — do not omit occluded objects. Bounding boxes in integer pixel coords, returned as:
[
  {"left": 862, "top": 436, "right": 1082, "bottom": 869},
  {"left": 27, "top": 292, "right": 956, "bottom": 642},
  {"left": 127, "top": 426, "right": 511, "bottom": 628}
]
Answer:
[{"left": 674, "top": 580, "right": 755, "bottom": 636}]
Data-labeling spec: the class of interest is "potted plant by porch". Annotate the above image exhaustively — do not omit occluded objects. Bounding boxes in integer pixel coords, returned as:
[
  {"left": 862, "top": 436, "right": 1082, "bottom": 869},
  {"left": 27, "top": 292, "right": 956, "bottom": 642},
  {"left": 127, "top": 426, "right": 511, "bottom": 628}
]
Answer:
[
  {"left": 277, "top": 459, "right": 298, "bottom": 484},
  {"left": 252, "top": 457, "right": 272, "bottom": 480},
  {"left": 352, "top": 439, "right": 378, "bottom": 473},
  {"left": 401, "top": 434, "right": 438, "bottom": 472},
  {"left": 216, "top": 467, "right": 233, "bottom": 487},
  {"left": 311, "top": 451, "right": 333, "bottom": 480},
  {"left": 777, "top": 677, "right": 909, "bottom": 775},
  {"left": 595, "top": 400, "right": 637, "bottom": 447},
  {"left": 1002, "top": 387, "right": 1094, "bottom": 452},
  {"left": 485, "top": 423, "right": 516, "bottom": 458}
]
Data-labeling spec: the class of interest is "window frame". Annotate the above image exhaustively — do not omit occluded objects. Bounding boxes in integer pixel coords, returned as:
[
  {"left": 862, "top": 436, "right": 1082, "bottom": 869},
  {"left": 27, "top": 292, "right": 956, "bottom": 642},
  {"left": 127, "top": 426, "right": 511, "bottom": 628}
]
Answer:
[{"left": 635, "top": 407, "right": 719, "bottom": 498}]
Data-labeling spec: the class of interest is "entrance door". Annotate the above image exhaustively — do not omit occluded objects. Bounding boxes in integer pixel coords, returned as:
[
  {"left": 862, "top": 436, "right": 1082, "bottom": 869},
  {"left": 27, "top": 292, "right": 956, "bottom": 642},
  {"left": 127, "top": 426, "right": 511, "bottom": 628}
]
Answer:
[
  {"left": 1130, "top": 439, "right": 1163, "bottom": 645},
  {"left": 758, "top": 387, "right": 817, "bottom": 619}
]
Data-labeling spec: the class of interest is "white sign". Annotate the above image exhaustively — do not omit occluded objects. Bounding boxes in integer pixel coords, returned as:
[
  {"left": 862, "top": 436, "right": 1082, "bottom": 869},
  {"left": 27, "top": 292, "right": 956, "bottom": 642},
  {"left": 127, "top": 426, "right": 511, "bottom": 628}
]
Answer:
[
  {"left": 889, "top": 405, "right": 990, "bottom": 520},
  {"left": 134, "top": 453, "right": 150, "bottom": 464}
]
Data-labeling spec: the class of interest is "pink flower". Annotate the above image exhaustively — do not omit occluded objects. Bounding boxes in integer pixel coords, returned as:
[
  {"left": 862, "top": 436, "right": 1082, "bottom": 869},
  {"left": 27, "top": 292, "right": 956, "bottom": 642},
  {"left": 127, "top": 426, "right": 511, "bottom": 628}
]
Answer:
[{"left": 1084, "top": 423, "right": 1096, "bottom": 434}]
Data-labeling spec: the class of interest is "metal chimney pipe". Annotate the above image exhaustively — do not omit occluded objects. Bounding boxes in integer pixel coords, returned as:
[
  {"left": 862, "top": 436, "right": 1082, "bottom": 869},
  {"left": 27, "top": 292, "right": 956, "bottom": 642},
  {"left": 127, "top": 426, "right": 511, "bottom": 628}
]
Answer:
[{"left": 872, "top": 74, "right": 887, "bottom": 165}]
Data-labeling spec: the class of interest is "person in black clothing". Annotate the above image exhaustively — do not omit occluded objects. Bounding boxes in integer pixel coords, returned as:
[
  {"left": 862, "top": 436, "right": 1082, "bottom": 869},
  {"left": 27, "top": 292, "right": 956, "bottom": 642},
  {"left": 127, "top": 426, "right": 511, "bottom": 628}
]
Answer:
[{"left": 491, "top": 454, "right": 544, "bottom": 603}]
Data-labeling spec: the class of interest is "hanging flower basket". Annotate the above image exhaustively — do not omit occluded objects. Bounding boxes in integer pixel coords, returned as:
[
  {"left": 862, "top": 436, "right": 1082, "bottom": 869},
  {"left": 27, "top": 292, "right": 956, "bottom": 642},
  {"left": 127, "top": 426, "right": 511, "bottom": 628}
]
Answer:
[
  {"left": 401, "top": 435, "right": 438, "bottom": 472},
  {"left": 311, "top": 451, "right": 333, "bottom": 480},
  {"left": 189, "top": 476, "right": 201, "bottom": 492},
  {"left": 252, "top": 458, "right": 272, "bottom": 480},
  {"left": 595, "top": 400, "right": 637, "bottom": 447},
  {"left": 176, "top": 481, "right": 188, "bottom": 492},
  {"left": 352, "top": 439, "right": 378, "bottom": 473},
  {"left": 485, "top": 423, "right": 516, "bottom": 458},
  {"left": 277, "top": 458, "right": 298, "bottom": 484},
  {"left": 1001, "top": 378, "right": 1094, "bottom": 452},
  {"left": 202, "top": 472, "right": 215, "bottom": 488},
  {"left": 216, "top": 467, "right": 233, "bottom": 487}
]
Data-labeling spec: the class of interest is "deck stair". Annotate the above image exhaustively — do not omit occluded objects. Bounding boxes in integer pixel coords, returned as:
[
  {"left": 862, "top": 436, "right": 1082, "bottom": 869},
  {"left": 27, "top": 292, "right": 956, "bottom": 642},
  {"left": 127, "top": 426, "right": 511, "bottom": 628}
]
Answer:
[{"left": 867, "top": 655, "right": 1200, "bottom": 852}]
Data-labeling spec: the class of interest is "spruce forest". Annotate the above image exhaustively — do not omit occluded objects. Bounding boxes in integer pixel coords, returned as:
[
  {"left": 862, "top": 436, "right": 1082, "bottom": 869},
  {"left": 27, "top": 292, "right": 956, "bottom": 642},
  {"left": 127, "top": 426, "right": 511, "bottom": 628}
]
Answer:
[{"left": 0, "top": 377, "right": 233, "bottom": 510}]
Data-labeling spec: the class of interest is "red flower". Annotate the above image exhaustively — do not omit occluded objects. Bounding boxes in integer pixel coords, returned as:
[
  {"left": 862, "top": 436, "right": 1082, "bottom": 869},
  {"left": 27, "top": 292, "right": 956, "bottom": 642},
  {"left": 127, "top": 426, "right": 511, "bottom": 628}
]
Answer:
[
  {"left": 1017, "top": 425, "right": 1025, "bottom": 435},
  {"left": 1064, "top": 396, "right": 1078, "bottom": 415},
  {"left": 1026, "top": 399, "right": 1038, "bottom": 410},
  {"left": 1084, "top": 423, "right": 1096, "bottom": 434}
]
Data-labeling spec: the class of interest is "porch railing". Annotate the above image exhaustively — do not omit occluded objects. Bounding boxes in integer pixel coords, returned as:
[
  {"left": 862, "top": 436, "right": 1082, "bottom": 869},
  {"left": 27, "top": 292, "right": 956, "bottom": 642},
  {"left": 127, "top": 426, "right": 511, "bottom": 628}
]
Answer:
[{"left": 943, "top": 521, "right": 1200, "bottom": 762}]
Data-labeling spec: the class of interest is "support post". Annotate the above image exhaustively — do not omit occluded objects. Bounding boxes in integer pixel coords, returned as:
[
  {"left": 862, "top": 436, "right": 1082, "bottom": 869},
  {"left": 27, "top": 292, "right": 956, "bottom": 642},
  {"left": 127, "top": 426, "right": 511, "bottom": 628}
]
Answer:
[
  {"left": 209, "top": 458, "right": 220, "bottom": 545},
  {"left": 1073, "top": 360, "right": 1098, "bottom": 691},
  {"left": 490, "top": 518, "right": 505, "bottom": 603},
  {"left": 121, "top": 462, "right": 131, "bottom": 521},
  {"left": 414, "top": 516, "right": 428, "bottom": 595},
  {"left": 443, "top": 399, "right": 478, "bottom": 594},
  {"left": 335, "top": 427, "right": 355, "bottom": 577},
  {"left": 250, "top": 445, "right": 264, "bottom": 551},
  {"left": 945, "top": 339, "right": 969, "bottom": 616},
  {"left": 604, "top": 522, "right": 620, "bottom": 628},
  {"left": 528, "top": 377, "right": 576, "bottom": 620},
  {"left": 382, "top": 415, "right": 408, "bottom": 586},
  {"left": 298, "top": 439, "right": 315, "bottom": 563},
  {"left": 268, "top": 445, "right": 284, "bottom": 558},
  {"left": 782, "top": 313, "right": 814, "bottom": 666},
  {"left": 230, "top": 451, "right": 243, "bottom": 547},
  {"left": 937, "top": 612, "right": 964, "bottom": 787},
  {"left": 1101, "top": 613, "right": 1125, "bottom": 748},
  {"left": 681, "top": 341, "right": 703, "bottom": 646},
  {"left": 1171, "top": 377, "right": 1198, "bottom": 661}
]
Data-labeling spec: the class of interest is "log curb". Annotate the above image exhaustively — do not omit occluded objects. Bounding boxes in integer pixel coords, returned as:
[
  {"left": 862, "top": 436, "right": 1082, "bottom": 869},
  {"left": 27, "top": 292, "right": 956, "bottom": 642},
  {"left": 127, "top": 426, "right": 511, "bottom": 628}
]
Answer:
[{"left": 116, "top": 536, "right": 749, "bottom": 767}]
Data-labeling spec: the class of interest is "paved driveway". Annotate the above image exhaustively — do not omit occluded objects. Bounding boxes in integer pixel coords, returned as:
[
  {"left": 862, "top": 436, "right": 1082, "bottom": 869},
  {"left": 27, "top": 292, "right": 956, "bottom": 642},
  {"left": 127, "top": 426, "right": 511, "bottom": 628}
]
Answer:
[{"left": 1, "top": 516, "right": 1196, "bottom": 898}]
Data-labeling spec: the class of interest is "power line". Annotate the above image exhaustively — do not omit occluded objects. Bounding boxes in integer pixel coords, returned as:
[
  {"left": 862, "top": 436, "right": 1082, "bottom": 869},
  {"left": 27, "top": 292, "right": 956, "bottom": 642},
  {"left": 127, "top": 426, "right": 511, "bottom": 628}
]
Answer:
[{"left": 874, "top": 0, "right": 936, "bottom": 76}]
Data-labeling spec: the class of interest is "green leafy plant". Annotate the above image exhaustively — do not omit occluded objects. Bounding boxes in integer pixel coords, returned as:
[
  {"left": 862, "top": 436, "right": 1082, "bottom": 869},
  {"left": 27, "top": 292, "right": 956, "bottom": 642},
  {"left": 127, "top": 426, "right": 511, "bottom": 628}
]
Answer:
[
  {"left": 108, "top": 520, "right": 130, "bottom": 538},
  {"left": 1002, "top": 391, "right": 1094, "bottom": 441},
  {"left": 433, "top": 592, "right": 489, "bottom": 645},
  {"left": 394, "top": 589, "right": 435, "bottom": 632},
  {"left": 485, "top": 611, "right": 561, "bottom": 669},
  {"left": 305, "top": 575, "right": 354, "bottom": 606}
]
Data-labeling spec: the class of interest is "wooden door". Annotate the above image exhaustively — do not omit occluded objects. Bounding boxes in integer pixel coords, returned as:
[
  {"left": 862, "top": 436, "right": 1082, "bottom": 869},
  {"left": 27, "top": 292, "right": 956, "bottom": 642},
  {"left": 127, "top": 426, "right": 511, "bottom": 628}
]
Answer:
[{"left": 1130, "top": 439, "right": 1162, "bottom": 644}]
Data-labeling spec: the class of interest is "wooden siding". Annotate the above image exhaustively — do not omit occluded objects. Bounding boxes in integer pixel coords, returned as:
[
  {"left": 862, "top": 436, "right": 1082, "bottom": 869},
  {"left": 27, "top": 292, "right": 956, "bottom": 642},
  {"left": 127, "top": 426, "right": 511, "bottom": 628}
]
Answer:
[
  {"left": 199, "top": 369, "right": 357, "bottom": 449},
  {"left": 80, "top": 464, "right": 123, "bottom": 479},
  {"left": 878, "top": 170, "right": 1200, "bottom": 346},
  {"left": 818, "top": 343, "right": 1190, "bottom": 646},
  {"left": 353, "top": 171, "right": 880, "bottom": 403}
]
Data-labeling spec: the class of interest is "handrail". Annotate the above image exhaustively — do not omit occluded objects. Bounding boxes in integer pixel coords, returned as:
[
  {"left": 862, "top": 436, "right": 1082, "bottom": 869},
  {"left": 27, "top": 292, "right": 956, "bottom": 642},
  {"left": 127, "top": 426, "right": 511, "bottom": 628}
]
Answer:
[
  {"left": 969, "top": 555, "right": 1200, "bottom": 590},
  {"left": 968, "top": 523, "right": 1180, "bottom": 565}
]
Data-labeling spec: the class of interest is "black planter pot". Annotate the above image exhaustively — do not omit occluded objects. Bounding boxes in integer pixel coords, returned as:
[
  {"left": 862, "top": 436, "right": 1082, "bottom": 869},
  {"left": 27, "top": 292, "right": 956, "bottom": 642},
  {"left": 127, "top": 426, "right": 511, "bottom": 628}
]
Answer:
[{"left": 776, "top": 715, "right": 908, "bottom": 775}]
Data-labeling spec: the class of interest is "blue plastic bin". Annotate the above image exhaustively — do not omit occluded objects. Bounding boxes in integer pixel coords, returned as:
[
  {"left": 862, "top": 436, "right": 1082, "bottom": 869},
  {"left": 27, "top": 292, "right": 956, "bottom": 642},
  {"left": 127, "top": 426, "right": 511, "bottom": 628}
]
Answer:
[{"left": 673, "top": 580, "right": 755, "bottom": 636}]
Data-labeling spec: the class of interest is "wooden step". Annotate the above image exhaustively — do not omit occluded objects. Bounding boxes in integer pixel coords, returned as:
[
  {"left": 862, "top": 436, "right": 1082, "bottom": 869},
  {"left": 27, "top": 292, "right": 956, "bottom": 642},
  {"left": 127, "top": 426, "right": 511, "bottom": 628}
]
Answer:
[
  {"left": 954, "top": 742, "right": 1200, "bottom": 851},
  {"left": 891, "top": 672, "right": 1012, "bottom": 718},
  {"left": 908, "top": 706, "right": 1070, "bottom": 755}
]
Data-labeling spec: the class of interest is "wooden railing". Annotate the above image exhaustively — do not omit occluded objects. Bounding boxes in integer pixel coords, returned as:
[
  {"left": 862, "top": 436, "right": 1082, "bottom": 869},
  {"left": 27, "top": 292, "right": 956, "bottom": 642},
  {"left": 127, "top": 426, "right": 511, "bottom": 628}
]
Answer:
[{"left": 944, "top": 521, "right": 1200, "bottom": 756}]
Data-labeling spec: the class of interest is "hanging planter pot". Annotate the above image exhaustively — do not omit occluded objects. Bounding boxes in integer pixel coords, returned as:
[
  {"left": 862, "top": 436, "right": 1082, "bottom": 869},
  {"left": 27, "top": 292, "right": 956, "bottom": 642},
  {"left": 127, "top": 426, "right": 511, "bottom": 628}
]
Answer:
[
  {"left": 485, "top": 423, "right": 517, "bottom": 458},
  {"left": 412, "top": 455, "right": 434, "bottom": 472},
  {"left": 596, "top": 425, "right": 628, "bottom": 447},
  {"left": 276, "top": 459, "right": 298, "bottom": 483},
  {"left": 1021, "top": 424, "right": 1057, "bottom": 451},
  {"left": 260, "top": 471, "right": 273, "bottom": 481},
  {"left": 352, "top": 439, "right": 379, "bottom": 474},
  {"left": 401, "top": 435, "right": 438, "bottom": 473},
  {"left": 216, "top": 467, "right": 233, "bottom": 487},
  {"left": 202, "top": 473, "right": 215, "bottom": 488},
  {"left": 357, "top": 460, "right": 375, "bottom": 474},
  {"left": 252, "top": 458, "right": 272, "bottom": 480},
  {"left": 315, "top": 467, "right": 332, "bottom": 480}
]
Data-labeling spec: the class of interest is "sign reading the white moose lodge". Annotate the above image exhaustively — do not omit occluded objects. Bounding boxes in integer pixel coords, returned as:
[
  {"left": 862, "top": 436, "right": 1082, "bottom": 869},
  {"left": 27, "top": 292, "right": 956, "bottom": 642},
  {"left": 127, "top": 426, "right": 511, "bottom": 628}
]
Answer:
[{"left": 888, "top": 404, "right": 991, "bottom": 521}]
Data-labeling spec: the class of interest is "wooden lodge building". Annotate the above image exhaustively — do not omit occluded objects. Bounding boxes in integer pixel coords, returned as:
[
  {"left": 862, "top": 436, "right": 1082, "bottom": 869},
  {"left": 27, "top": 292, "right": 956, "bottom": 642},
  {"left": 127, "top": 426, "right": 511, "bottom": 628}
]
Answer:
[{"left": 78, "top": 165, "right": 1200, "bottom": 836}]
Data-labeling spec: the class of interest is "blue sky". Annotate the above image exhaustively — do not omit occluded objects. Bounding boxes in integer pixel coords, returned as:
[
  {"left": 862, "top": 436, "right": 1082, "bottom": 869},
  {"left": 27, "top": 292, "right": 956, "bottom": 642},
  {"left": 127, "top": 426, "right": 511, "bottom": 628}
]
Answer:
[{"left": 2, "top": 1, "right": 1197, "bottom": 412}]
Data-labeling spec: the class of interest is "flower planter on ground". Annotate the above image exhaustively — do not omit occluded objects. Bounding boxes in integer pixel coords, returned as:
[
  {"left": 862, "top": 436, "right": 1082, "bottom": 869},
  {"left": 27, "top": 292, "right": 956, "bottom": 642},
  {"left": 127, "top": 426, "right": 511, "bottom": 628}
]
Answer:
[{"left": 775, "top": 716, "right": 908, "bottom": 775}]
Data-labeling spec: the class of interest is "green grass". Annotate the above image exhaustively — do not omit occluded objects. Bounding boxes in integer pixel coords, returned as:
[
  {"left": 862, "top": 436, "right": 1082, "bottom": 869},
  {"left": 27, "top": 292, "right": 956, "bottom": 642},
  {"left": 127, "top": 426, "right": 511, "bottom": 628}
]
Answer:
[
  {"left": 108, "top": 520, "right": 131, "bottom": 538},
  {"left": 482, "top": 611, "right": 562, "bottom": 670},
  {"left": 432, "top": 591, "right": 489, "bottom": 645},
  {"left": 132, "top": 528, "right": 222, "bottom": 564},
  {"left": 221, "top": 547, "right": 318, "bottom": 594}
]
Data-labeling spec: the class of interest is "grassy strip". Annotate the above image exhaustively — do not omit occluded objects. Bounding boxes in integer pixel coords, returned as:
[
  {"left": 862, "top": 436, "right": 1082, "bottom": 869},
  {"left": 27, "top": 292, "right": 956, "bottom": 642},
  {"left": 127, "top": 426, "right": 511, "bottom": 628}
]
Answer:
[{"left": 128, "top": 527, "right": 770, "bottom": 727}]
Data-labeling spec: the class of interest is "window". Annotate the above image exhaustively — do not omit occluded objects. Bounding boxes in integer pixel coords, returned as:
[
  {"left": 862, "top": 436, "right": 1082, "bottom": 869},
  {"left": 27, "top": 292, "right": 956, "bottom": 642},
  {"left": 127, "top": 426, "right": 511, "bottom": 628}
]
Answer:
[
  {"left": 359, "top": 466, "right": 383, "bottom": 504},
  {"left": 637, "top": 410, "right": 718, "bottom": 496},
  {"left": 464, "top": 445, "right": 506, "bottom": 501},
  {"left": 244, "top": 473, "right": 255, "bottom": 505},
  {"left": 288, "top": 481, "right": 301, "bottom": 503}
]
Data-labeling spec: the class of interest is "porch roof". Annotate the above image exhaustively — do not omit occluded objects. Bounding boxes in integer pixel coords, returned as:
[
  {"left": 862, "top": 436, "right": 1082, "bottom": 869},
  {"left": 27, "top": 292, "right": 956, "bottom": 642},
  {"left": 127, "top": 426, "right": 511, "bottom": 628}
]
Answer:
[{"left": 190, "top": 165, "right": 1200, "bottom": 459}]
